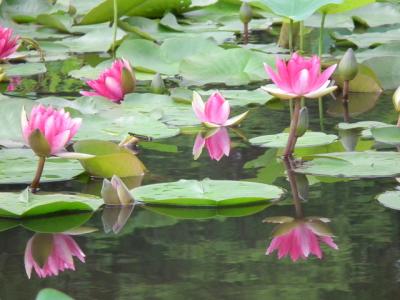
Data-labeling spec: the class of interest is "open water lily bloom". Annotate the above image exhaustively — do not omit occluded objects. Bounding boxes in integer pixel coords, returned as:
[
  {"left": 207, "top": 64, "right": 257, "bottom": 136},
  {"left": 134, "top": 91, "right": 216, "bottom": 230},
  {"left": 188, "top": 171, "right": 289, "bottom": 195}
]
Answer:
[
  {"left": 266, "top": 220, "right": 338, "bottom": 261},
  {"left": 192, "top": 91, "right": 248, "bottom": 128},
  {"left": 24, "top": 234, "right": 85, "bottom": 279},
  {"left": 263, "top": 53, "right": 337, "bottom": 100},
  {"left": 0, "top": 26, "right": 19, "bottom": 59},
  {"left": 81, "top": 58, "right": 135, "bottom": 103}
]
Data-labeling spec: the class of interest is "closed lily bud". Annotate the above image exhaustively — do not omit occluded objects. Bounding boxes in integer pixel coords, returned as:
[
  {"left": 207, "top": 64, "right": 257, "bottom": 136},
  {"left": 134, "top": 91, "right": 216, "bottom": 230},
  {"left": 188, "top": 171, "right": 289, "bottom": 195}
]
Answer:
[
  {"left": 121, "top": 64, "right": 136, "bottom": 94},
  {"left": 150, "top": 73, "right": 166, "bottom": 94},
  {"left": 0, "top": 67, "right": 5, "bottom": 82},
  {"left": 393, "top": 85, "right": 400, "bottom": 112},
  {"left": 338, "top": 48, "right": 358, "bottom": 81},
  {"left": 101, "top": 175, "right": 134, "bottom": 205},
  {"left": 240, "top": 1, "right": 252, "bottom": 24},
  {"left": 296, "top": 107, "right": 309, "bottom": 137}
]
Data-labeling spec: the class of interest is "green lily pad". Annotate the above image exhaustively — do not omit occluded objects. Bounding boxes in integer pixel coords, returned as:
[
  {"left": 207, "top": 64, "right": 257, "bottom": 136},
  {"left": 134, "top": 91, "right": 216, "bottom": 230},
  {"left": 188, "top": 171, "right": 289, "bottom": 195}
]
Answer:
[
  {"left": 320, "top": 0, "right": 374, "bottom": 14},
  {"left": 363, "top": 56, "right": 400, "bottom": 90},
  {"left": 144, "top": 203, "right": 271, "bottom": 219},
  {"left": 377, "top": 191, "right": 400, "bottom": 211},
  {"left": 337, "top": 121, "right": 391, "bottom": 131},
  {"left": 333, "top": 64, "right": 382, "bottom": 93},
  {"left": 371, "top": 126, "right": 400, "bottom": 145},
  {"left": 0, "top": 149, "right": 84, "bottom": 184},
  {"left": 4, "top": 62, "right": 47, "bottom": 77},
  {"left": 0, "top": 188, "right": 102, "bottom": 218},
  {"left": 36, "top": 288, "right": 73, "bottom": 300},
  {"left": 296, "top": 152, "right": 400, "bottom": 178},
  {"left": 73, "top": 140, "right": 146, "bottom": 178},
  {"left": 255, "top": 0, "right": 342, "bottom": 21},
  {"left": 327, "top": 92, "right": 380, "bottom": 117},
  {"left": 249, "top": 132, "right": 338, "bottom": 148},
  {"left": 132, "top": 179, "right": 284, "bottom": 207}
]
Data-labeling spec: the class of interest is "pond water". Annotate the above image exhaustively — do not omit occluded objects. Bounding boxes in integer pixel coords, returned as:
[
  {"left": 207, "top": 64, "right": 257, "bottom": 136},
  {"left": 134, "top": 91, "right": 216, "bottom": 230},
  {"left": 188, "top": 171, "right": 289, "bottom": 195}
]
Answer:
[{"left": 1, "top": 64, "right": 400, "bottom": 299}]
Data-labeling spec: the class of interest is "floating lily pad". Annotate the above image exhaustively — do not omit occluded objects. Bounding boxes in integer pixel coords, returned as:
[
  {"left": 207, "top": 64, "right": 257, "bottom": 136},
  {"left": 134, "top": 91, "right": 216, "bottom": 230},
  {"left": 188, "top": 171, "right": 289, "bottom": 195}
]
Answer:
[
  {"left": 371, "top": 126, "right": 400, "bottom": 145},
  {"left": 36, "top": 288, "right": 73, "bottom": 300},
  {"left": 327, "top": 92, "right": 380, "bottom": 117},
  {"left": 73, "top": 140, "right": 146, "bottom": 178},
  {"left": 132, "top": 179, "right": 284, "bottom": 206},
  {"left": 0, "top": 149, "right": 84, "bottom": 184},
  {"left": 144, "top": 203, "right": 271, "bottom": 219},
  {"left": 377, "top": 191, "right": 400, "bottom": 211},
  {"left": 249, "top": 132, "right": 337, "bottom": 148},
  {"left": 4, "top": 62, "right": 47, "bottom": 77},
  {"left": 0, "top": 188, "right": 102, "bottom": 218},
  {"left": 296, "top": 152, "right": 400, "bottom": 178}
]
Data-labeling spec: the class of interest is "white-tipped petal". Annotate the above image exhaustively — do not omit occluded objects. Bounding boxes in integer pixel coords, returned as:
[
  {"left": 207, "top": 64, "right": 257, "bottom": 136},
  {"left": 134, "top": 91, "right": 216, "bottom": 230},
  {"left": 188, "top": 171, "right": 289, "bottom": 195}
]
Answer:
[
  {"left": 261, "top": 84, "right": 297, "bottom": 100},
  {"left": 111, "top": 175, "right": 134, "bottom": 205},
  {"left": 224, "top": 111, "right": 249, "bottom": 127},
  {"left": 55, "top": 151, "right": 95, "bottom": 159},
  {"left": 203, "top": 121, "right": 221, "bottom": 128},
  {"left": 101, "top": 178, "right": 120, "bottom": 205},
  {"left": 304, "top": 84, "right": 337, "bottom": 99}
]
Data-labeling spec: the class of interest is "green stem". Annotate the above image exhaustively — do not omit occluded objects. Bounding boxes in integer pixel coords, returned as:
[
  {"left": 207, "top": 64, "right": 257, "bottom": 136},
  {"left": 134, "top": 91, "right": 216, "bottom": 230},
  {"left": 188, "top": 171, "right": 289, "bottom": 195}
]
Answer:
[
  {"left": 112, "top": 0, "right": 118, "bottom": 58},
  {"left": 288, "top": 18, "right": 294, "bottom": 54},
  {"left": 243, "top": 22, "right": 249, "bottom": 45},
  {"left": 30, "top": 156, "right": 46, "bottom": 193},
  {"left": 397, "top": 115, "right": 400, "bottom": 128},
  {"left": 289, "top": 98, "right": 293, "bottom": 119},
  {"left": 284, "top": 98, "right": 301, "bottom": 158},
  {"left": 283, "top": 158, "right": 304, "bottom": 219},
  {"left": 299, "top": 21, "right": 304, "bottom": 53},
  {"left": 318, "top": 13, "right": 326, "bottom": 57}
]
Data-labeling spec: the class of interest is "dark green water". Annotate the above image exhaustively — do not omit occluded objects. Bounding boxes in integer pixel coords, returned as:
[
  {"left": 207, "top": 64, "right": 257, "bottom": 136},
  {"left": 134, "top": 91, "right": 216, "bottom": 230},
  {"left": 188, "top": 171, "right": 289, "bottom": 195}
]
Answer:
[{"left": 1, "top": 63, "right": 400, "bottom": 299}]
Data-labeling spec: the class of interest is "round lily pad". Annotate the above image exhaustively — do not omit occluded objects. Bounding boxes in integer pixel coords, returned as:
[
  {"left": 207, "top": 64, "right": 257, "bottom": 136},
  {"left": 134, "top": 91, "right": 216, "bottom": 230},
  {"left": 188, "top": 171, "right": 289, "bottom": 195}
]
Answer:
[
  {"left": 0, "top": 149, "right": 84, "bottom": 184},
  {"left": 296, "top": 152, "right": 400, "bottom": 178},
  {"left": 249, "top": 132, "right": 337, "bottom": 148},
  {"left": 132, "top": 179, "right": 284, "bottom": 207},
  {"left": 377, "top": 190, "right": 400, "bottom": 211},
  {"left": 371, "top": 126, "right": 400, "bottom": 145},
  {"left": 0, "top": 188, "right": 103, "bottom": 218}
]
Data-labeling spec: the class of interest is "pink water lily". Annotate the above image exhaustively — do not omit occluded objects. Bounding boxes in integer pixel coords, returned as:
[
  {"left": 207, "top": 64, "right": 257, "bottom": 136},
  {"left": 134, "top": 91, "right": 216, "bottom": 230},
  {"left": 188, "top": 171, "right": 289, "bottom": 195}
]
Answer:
[
  {"left": 192, "top": 91, "right": 248, "bottom": 128},
  {"left": 81, "top": 58, "right": 135, "bottom": 103},
  {"left": 21, "top": 104, "right": 82, "bottom": 157},
  {"left": 24, "top": 234, "right": 85, "bottom": 279},
  {"left": 266, "top": 220, "right": 338, "bottom": 261},
  {"left": 0, "top": 26, "right": 19, "bottom": 59},
  {"left": 263, "top": 53, "right": 337, "bottom": 100},
  {"left": 193, "top": 127, "right": 230, "bottom": 161}
]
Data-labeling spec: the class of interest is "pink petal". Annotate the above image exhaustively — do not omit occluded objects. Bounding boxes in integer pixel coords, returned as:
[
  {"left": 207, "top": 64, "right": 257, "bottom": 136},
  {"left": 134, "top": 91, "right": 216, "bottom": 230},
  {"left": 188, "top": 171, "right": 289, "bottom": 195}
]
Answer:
[
  {"left": 204, "top": 92, "right": 230, "bottom": 125},
  {"left": 192, "top": 133, "right": 205, "bottom": 160}
]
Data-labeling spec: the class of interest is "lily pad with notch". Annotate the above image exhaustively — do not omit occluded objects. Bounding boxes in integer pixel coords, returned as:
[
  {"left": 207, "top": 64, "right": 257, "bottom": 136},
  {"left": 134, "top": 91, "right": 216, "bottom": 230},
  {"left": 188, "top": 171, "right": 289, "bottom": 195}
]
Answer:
[{"left": 249, "top": 132, "right": 337, "bottom": 148}]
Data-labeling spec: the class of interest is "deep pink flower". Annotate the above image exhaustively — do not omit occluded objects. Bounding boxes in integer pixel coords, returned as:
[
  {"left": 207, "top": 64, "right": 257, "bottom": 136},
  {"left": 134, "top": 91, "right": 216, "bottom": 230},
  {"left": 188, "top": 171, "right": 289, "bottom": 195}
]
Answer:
[
  {"left": 192, "top": 91, "right": 248, "bottom": 127},
  {"left": 24, "top": 234, "right": 85, "bottom": 279},
  {"left": 263, "top": 53, "right": 337, "bottom": 99},
  {"left": 0, "top": 26, "right": 19, "bottom": 59},
  {"left": 21, "top": 104, "right": 82, "bottom": 156},
  {"left": 6, "top": 76, "right": 22, "bottom": 91},
  {"left": 81, "top": 58, "right": 135, "bottom": 103},
  {"left": 266, "top": 220, "right": 338, "bottom": 261},
  {"left": 193, "top": 127, "right": 230, "bottom": 161}
]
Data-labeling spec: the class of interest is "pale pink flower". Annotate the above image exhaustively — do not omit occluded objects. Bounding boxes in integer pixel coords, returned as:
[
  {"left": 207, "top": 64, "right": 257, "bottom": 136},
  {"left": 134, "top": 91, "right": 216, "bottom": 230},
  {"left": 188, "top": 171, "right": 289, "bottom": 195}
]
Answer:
[
  {"left": 24, "top": 234, "right": 85, "bottom": 279},
  {"left": 0, "top": 26, "right": 19, "bottom": 59},
  {"left": 81, "top": 58, "right": 135, "bottom": 103},
  {"left": 266, "top": 220, "right": 338, "bottom": 261},
  {"left": 193, "top": 127, "right": 230, "bottom": 161},
  {"left": 21, "top": 104, "right": 82, "bottom": 156},
  {"left": 192, "top": 91, "right": 248, "bottom": 128},
  {"left": 6, "top": 76, "right": 22, "bottom": 91},
  {"left": 263, "top": 53, "right": 337, "bottom": 100}
]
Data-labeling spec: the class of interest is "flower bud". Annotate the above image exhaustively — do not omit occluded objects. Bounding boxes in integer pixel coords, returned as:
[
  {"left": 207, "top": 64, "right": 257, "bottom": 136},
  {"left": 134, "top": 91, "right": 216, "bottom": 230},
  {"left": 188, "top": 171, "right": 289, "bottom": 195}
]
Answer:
[
  {"left": 101, "top": 175, "right": 134, "bottom": 205},
  {"left": 240, "top": 2, "right": 252, "bottom": 24},
  {"left": 121, "top": 65, "right": 136, "bottom": 94},
  {"left": 150, "top": 73, "right": 166, "bottom": 94},
  {"left": 393, "top": 85, "right": 400, "bottom": 112},
  {"left": 295, "top": 107, "right": 309, "bottom": 137},
  {"left": 338, "top": 48, "right": 358, "bottom": 81},
  {"left": 0, "top": 67, "right": 5, "bottom": 82}
]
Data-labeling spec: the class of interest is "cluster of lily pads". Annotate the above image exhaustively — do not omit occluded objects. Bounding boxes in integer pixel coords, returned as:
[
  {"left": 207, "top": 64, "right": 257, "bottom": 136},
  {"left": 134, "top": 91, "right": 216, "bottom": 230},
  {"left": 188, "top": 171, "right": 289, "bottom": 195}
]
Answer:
[{"left": 2, "top": 0, "right": 400, "bottom": 280}]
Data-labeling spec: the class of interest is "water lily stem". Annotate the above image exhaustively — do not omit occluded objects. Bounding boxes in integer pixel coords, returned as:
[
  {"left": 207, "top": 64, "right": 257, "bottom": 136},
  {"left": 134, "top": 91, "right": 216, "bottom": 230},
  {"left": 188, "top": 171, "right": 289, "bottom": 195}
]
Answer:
[
  {"left": 243, "top": 22, "right": 249, "bottom": 44},
  {"left": 397, "top": 115, "right": 400, "bottom": 128},
  {"left": 299, "top": 21, "right": 304, "bottom": 53},
  {"left": 288, "top": 18, "right": 294, "bottom": 54},
  {"left": 112, "top": 0, "right": 118, "bottom": 58},
  {"left": 283, "top": 157, "right": 304, "bottom": 218},
  {"left": 30, "top": 156, "right": 46, "bottom": 193},
  {"left": 342, "top": 80, "right": 350, "bottom": 122},
  {"left": 284, "top": 98, "right": 301, "bottom": 158},
  {"left": 318, "top": 13, "right": 326, "bottom": 57}
]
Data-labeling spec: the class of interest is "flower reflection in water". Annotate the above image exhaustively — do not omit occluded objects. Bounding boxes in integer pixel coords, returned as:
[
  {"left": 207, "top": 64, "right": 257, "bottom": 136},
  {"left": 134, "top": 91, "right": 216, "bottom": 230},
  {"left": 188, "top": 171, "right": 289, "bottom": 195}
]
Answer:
[
  {"left": 6, "top": 76, "right": 21, "bottom": 92},
  {"left": 24, "top": 233, "right": 85, "bottom": 278},
  {"left": 265, "top": 158, "right": 338, "bottom": 261},
  {"left": 193, "top": 127, "right": 230, "bottom": 161}
]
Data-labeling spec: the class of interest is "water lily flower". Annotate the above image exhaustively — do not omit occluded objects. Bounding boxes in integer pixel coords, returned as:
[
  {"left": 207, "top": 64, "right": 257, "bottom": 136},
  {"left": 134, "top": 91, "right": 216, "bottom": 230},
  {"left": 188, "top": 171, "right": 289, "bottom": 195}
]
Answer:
[
  {"left": 81, "top": 58, "right": 135, "bottom": 103},
  {"left": 0, "top": 26, "right": 19, "bottom": 60},
  {"left": 101, "top": 175, "right": 135, "bottom": 205},
  {"left": 6, "top": 76, "right": 22, "bottom": 92},
  {"left": 266, "top": 218, "right": 338, "bottom": 261},
  {"left": 193, "top": 127, "right": 230, "bottom": 161},
  {"left": 21, "top": 105, "right": 84, "bottom": 158},
  {"left": 24, "top": 233, "right": 85, "bottom": 279},
  {"left": 192, "top": 91, "right": 248, "bottom": 128},
  {"left": 262, "top": 53, "right": 337, "bottom": 100}
]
